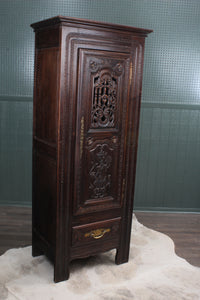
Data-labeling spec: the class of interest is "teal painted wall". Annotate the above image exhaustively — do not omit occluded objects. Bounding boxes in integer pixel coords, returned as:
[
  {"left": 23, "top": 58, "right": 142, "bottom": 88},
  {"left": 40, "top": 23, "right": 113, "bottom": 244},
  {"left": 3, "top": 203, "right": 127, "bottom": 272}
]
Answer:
[{"left": 0, "top": 0, "right": 200, "bottom": 211}]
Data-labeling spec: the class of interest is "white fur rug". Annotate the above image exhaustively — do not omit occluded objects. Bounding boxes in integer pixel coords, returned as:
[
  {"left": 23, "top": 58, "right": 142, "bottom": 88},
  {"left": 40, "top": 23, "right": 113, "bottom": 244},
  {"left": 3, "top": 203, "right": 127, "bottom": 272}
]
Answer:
[{"left": 0, "top": 215, "right": 200, "bottom": 300}]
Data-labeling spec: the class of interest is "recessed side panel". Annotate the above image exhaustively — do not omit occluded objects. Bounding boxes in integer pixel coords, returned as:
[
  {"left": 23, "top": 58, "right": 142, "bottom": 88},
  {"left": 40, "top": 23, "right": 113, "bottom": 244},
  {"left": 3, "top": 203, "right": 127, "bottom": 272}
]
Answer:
[
  {"left": 33, "top": 152, "right": 57, "bottom": 247},
  {"left": 35, "top": 48, "right": 59, "bottom": 144},
  {"left": 74, "top": 49, "right": 130, "bottom": 215}
]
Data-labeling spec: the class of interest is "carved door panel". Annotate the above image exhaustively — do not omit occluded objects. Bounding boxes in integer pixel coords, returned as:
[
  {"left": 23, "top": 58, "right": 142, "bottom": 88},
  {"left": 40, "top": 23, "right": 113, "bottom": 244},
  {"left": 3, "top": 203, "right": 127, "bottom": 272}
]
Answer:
[{"left": 74, "top": 48, "right": 130, "bottom": 215}]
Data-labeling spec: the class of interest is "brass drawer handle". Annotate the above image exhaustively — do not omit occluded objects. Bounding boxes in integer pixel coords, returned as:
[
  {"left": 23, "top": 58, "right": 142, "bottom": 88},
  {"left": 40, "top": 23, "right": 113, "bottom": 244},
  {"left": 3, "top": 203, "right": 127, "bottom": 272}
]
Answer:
[{"left": 85, "top": 228, "right": 111, "bottom": 239}]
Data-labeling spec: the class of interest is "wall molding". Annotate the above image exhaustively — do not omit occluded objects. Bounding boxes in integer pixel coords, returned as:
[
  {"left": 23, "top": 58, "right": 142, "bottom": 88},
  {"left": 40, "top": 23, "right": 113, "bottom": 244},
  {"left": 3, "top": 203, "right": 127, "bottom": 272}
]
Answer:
[
  {"left": 1, "top": 96, "right": 200, "bottom": 111},
  {"left": 141, "top": 101, "right": 200, "bottom": 110},
  {"left": 0, "top": 95, "right": 33, "bottom": 102}
]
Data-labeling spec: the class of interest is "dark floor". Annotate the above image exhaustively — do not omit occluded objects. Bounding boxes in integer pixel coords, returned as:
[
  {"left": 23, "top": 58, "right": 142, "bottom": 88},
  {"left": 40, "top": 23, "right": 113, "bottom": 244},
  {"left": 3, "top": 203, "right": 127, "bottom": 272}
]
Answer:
[
  {"left": 135, "top": 211, "right": 200, "bottom": 267},
  {"left": 0, "top": 206, "right": 32, "bottom": 255},
  {"left": 0, "top": 206, "right": 199, "bottom": 267}
]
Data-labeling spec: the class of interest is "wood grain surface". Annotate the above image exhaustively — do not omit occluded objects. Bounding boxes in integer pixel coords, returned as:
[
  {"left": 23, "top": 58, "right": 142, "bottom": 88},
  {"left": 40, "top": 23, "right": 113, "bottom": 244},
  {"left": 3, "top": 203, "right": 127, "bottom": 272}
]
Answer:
[{"left": 0, "top": 206, "right": 199, "bottom": 268}]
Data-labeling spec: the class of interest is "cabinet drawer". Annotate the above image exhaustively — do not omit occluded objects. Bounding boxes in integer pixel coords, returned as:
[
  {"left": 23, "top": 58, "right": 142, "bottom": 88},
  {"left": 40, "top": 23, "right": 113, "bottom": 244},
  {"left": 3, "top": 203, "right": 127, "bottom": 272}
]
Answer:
[{"left": 72, "top": 217, "right": 121, "bottom": 247}]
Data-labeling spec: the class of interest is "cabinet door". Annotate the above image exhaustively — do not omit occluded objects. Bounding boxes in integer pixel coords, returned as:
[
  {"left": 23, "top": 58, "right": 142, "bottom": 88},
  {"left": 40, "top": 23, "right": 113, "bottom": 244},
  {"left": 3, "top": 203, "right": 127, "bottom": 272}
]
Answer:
[{"left": 73, "top": 48, "right": 131, "bottom": 215}]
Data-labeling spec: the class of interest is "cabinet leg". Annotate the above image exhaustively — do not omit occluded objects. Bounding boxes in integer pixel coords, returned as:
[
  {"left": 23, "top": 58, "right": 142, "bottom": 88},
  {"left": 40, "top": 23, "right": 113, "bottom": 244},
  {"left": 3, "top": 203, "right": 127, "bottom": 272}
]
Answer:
[
  {"left": 54, "top": 261, "right": 70, "bottom": 283},
  {"left": 32, "top": 244, "right": 44, "bottom": 257},
  {"left": 32, "top": 230, "right": 44, "bottom": 257},
  {"left": 115, "top": 248, "right": 129, "bottom": 265}
]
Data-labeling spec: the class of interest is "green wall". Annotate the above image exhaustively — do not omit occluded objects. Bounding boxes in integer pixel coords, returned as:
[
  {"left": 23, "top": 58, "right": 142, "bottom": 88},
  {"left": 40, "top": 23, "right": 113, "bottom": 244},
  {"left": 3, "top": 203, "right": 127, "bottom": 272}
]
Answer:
[{"left": 0, "top": 0, "right": 200, "bottom": 211}]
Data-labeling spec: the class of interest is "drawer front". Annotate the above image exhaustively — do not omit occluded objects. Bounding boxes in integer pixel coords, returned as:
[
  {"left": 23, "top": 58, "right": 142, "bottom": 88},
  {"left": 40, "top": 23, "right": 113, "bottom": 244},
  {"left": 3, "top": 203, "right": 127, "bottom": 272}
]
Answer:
[{"left": 72, "top": 217, "right": 121, "bottom": 247}]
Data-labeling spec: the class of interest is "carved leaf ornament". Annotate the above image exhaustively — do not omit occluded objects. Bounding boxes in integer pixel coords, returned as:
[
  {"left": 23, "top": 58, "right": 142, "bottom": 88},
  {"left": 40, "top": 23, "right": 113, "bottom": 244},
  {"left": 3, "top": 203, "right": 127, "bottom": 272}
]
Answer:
[
  {"left": 89, "top": 145, "right": 112, "bottom": 199},
  {"left": 91, "top": 73, "right": 117, "bottom": 128}
]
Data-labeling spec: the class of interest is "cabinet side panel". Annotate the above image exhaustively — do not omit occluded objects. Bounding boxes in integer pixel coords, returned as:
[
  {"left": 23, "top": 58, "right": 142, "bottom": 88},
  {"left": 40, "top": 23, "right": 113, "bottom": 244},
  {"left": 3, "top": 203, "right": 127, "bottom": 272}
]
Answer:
[
  {"left": 33, "top": 152, "right": 57, "bottom": 247},
  {"left": 35, "top": 47, "right": 59, "bottom": 144},
  {"left": 36, "top": 27, "right": 60, "bottom": 48},
  {"left": 32, "top": 39, "right": 60, "bottom": 261},
  {"left": 116, "top": 39, "right": 146, "bottom": 264}
]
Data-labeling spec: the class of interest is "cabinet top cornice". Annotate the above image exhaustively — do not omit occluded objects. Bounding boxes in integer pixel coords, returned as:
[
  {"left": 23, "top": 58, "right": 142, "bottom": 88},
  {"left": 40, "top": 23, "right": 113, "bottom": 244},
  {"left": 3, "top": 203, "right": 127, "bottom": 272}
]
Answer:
[{"left": 31, "top": 15, "right": 153, "bottom": 36}]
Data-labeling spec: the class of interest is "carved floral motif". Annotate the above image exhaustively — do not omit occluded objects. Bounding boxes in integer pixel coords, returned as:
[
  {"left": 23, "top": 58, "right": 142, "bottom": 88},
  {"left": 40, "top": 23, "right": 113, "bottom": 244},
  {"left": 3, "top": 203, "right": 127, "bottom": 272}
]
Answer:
[
  {"left": 91, "top": 73, "right": 117, "bottom": 128},
  {"left": 89, "top": 58, "right": 124, "bottom": 128},
  {"left": 89, "top": 144, "right": 112, "bottom": 199}
]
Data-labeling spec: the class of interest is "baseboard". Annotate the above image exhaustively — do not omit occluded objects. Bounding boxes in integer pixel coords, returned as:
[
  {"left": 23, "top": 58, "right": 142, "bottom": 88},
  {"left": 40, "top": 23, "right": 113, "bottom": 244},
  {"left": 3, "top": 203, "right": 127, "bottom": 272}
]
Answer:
[
  {"left": 134, "top": 207, "right": 200, "bottom": 213},
  {"left": 0, "top": 202, "right": 31, "bottom": 207}
]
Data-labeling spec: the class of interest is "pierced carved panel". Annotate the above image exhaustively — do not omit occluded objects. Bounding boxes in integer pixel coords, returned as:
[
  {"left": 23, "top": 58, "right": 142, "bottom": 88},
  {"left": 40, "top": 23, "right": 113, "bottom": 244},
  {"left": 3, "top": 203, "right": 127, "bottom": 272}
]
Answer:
[
  {"left": 92, "top": 73, "right": 117, "bottom": 128},
  {"left": 90, "top": 58, "right": 124, "bottom": 129}
]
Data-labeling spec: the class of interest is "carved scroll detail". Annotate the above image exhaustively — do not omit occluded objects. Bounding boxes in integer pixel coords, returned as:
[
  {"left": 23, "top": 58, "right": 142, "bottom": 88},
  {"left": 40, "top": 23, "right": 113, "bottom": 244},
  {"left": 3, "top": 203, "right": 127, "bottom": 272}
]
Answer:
[
  {"left": 89, "top": 144, "right": 112, "bottom": 199},
  {"left": 89, "top": 58, "right": 124, "bottom": 129},
  {"left": 91, "top": 73, "right": 117, "bottom": 128}
]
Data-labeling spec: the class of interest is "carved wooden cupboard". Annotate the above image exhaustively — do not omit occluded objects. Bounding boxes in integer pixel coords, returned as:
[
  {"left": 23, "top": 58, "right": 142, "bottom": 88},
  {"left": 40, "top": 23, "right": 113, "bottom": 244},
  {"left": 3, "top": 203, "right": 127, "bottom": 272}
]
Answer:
[{"left": 31, "top": 16, "right": 152, "bottom": 282}]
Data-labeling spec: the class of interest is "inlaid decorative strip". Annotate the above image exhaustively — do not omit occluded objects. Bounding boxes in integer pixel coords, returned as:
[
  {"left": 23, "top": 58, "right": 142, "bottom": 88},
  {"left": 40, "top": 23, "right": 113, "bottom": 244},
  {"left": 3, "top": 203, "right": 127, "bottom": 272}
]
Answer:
[{"left": 80, "top": 116, "right": 84, "bottom": 158}]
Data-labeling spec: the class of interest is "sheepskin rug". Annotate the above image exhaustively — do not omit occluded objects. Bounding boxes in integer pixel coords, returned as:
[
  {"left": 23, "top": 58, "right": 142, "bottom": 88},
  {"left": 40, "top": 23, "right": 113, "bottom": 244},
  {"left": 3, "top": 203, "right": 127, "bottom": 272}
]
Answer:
[{"left": 0, "top": 215, "right": 200, "bottom": 300}]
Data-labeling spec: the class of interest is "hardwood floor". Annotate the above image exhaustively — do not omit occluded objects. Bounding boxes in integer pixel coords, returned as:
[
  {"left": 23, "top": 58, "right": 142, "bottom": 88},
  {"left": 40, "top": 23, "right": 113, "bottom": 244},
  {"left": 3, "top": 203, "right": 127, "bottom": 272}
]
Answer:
[
  {"left": 0, "top": 206, "right": 31, "bottom": 255},
  {"left": 135, "top": 211, "right": 200, "bottom": 267},
  {"left": 0, "top": 206, "right": 199, "bottom": 268}
]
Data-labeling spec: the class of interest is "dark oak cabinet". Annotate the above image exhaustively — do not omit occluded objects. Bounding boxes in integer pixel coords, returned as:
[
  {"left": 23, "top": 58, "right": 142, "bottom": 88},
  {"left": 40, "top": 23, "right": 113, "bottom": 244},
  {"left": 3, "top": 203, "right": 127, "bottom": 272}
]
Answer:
[{"left": 31, "top": 16, "right": 152, "bottom": 282}]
